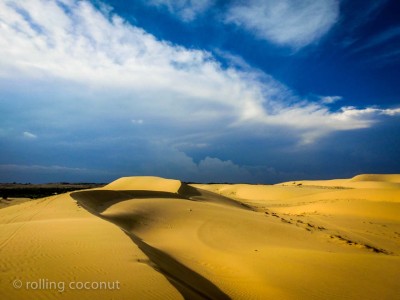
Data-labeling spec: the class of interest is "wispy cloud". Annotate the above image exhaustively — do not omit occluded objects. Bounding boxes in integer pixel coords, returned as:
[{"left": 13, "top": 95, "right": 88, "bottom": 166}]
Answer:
[
  {"left": 353, "top": 26, "right": 400, "bottom": 53},
  {"left": 23, "top": 131, "right": 37, "bottom": 139},
  {"left": 224, "top": 0, "right": 339, "bottom": 49},
  {"left": 342, "top": 1, "right": 389, "bottom": 37},
  {"left": 146, "top": 0, "right": 215, "bottom": 22},
  {"left": 347, "top": 25, "right": 400, "bottom": 66},
  {"left": 338, "top": 1, "right": 390, "bottom": 49},
  {"left": 0, "top": 164, "right": 86, "bottom": 172},
  {"left": 0, "top": 164, "right": 110, "bottom": 183},
  {"left": 0, "top": 0, "right": 398, "bottom": 149},
  {"left": 143, "top": 0, "right": 340, "bottom": 49},
  {"left": 131, "top": 119, "right": 144, "bottom": 125},
  {"left": 320, "top": 96, "right": 342, "bottom": 104}
]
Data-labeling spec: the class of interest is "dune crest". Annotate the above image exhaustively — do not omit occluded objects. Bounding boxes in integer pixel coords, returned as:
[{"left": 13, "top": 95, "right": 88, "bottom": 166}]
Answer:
[
  {"left": 104, "top": 176, "right": 182, "bottom": 193},
  {"left": 350, "top": 174, "right": 400, "bottom": 183}
]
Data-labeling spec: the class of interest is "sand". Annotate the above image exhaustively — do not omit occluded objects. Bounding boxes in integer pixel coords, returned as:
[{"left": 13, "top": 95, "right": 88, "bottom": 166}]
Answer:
[{"left": 0, "top": 175, "right": 399, "bottom": 299}]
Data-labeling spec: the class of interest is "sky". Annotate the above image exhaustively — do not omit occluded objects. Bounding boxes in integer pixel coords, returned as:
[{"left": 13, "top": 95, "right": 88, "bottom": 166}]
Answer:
[{"left": 0, "top": 0, "right": 400, "bottom": 183}]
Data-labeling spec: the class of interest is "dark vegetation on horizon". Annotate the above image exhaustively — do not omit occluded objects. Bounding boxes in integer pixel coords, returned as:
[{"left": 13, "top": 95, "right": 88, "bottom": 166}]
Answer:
[{"left": 0, "top": 183, "right": 105, "bottom": 199}]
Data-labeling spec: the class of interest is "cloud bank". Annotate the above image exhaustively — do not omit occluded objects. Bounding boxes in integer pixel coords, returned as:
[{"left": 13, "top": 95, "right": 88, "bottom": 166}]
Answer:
[
  {"left": 0, "top": 0, "right": 397, "bottom": 142},
  {"left": 0, "top": 0, "right": 399, "bottom": 182}
]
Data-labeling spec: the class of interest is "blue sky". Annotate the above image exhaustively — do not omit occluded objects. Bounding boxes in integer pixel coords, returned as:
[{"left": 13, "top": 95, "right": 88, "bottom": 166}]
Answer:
[{"left": 0, "top": 0, "right": 400, "bottom": 183}]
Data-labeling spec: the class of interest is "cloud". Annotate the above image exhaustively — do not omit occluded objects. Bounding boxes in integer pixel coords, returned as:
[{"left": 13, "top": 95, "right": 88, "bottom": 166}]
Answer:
[
  {"left": 146, "top": 0, "right": 215, "bottom": 22},
  {"left": 131, "top": 119, "right": 144, "bottom": 125},
  {"left": 196, "top": 157, "right": 253, "bottom": 182},
  {"left": 0, "top": 164, "right": 86, "bottom": 172},
  {"left": 354, "top": 26, "right": 400, "bottom": 53},
  {"left": 213, "top": 49, "right": 254, "bottom": 71},
  {"left": 0, "top": 155, "right": 264, "bottom": 184},
  {"left": 320, "top": 96, "right": 342, "bottom": 104},
  {"left": 23, "top": 131, "right": 37, "bottom": 139},
  {"left": 224, "top": 0, "right": 339, "bottom": 49},
  {"left": 338, "top": 107, "right": 400, "bottom": 118},
  {"left": 125, "top": 142, "right": 264, "bottom": 183},
  {"left": 0, "top": 0, "right": 398, "bottom": 149},
  {"left": 252, "top": 105, "right": 400, "bottom": 144},
  {"left": 0, "top": 164, "right": 110, "bottom": 183},
  {"left": 348, "top": 26, "right": 400, "bottom": 65},
  {"left": 144, "top": 0, "right": 339, "bottom": 49},
  {"left": 380, "top": 108, "right": 400, "bottom": 116},
  {"left": 341, "top": 1, "right": 389, "bottom": 40}
]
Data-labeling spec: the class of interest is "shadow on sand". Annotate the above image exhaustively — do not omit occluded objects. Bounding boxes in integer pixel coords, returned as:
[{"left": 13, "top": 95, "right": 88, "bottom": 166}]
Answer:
[{"left": 71, "top": 185, "right": 234, "bottom": 299}]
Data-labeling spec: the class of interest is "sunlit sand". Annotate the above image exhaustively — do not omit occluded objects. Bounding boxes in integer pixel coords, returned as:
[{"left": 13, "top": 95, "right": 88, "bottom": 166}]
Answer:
[{"left": 0, "top": 175, "right": 399, "bottom": 299}]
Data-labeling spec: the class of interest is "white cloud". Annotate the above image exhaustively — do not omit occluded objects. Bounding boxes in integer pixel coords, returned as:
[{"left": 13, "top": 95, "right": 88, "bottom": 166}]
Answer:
[
  {"left": 380, "top": 108, "right": 400, "bottom": 116},
  {"left": 337, "top": 106, "right": 400, "bottom": 118},
  {"left": 146, "top": 0, "right": 215, "bottom": 21},
  {"left": 320, "top": 95, "right": 342, "bottom": 104},
  {"left": 225, "top": 0, "right": 339, "bottom": 49},
  {"left": 241, "top": 103, "right": 400, "bottom": 144},
  {"left": 131, "top": 119, "right": 144, "bottom": 125},
  {"left": 0, "top": 0, "right": 398, "bottom": 147},
  {"left": 23, "top": 131, "right": 37, "bottom": 139}
]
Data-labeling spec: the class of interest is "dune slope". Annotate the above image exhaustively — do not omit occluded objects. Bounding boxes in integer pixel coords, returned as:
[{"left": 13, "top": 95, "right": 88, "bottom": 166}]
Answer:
[{"left": 0, "top": 192, "right": 182, "bottom": 300}]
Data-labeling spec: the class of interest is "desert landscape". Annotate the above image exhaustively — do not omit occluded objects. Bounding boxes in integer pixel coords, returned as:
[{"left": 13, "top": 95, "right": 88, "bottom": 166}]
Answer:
[
  {"left": 2, "top": 0, "right": 400, "bottom": 299},
  {"left": 0, "top": 174, "right": 399, "bottom": 299}
]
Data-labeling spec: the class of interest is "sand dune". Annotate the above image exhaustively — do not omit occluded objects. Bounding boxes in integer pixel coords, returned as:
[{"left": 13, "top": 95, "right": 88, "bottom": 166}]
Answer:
[
  {"left": 0, "top": 191, "right": 182, "bottom": 299},
  {"left": 278, "top": 174, "right": 400, "bottom": 189},
  {"left": 1, "top": 175, "right": 399, "bottom": 299},
  {"left": 350, "top": 174, "right": 400, "bottom": 183}
]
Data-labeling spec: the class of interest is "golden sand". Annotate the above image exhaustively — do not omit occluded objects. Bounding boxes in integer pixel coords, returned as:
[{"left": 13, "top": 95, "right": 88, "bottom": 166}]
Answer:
[{"left": 0, "top": 175, "right": 399, "bottom": 299}]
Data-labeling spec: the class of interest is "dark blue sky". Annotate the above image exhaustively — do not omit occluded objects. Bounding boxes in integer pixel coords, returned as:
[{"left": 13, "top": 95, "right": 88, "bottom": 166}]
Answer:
[
  {"left": 101, "top": 0, "right": 400, "bottom": 107},
  {"left": 0, "top": 0, "right": 399, "bottom": 183}
]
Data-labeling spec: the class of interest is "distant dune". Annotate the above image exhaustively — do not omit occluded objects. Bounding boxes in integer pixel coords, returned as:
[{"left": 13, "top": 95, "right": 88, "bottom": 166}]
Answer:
[
  {"left": 350, "top": 174, "right": 400, "bottom": 183},
  {"left": 278, "top": 174, "right": 400, "bottom": 189},
  {"left": 0, "top": 175, "right": 399, "bottom": 299}
]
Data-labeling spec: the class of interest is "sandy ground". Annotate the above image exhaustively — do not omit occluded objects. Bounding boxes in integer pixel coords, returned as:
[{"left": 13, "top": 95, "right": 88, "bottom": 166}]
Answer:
[
  {"left": 0, "top": 198, "right": 31, "bottom": 209},
  {"left": 0, "top": 175, "right": 399, "bottom": 299}
]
